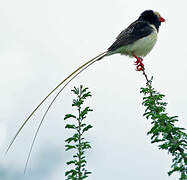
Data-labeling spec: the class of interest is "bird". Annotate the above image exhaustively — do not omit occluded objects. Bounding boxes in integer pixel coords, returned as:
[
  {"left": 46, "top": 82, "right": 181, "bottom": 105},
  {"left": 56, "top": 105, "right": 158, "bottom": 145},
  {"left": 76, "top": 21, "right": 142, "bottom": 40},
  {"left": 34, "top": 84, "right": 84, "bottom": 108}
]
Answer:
[
  {"left": 6, "top": 10, "right": 165, "bottom": 171},
  {"left": 107, "top": 10, "right": 165, "bottom": 71}
]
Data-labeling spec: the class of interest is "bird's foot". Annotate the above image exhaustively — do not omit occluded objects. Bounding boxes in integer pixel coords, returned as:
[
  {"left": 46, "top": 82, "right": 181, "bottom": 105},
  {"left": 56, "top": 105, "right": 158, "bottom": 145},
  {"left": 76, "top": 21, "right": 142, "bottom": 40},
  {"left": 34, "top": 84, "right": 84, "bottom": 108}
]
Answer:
[{"left": 133, "top": 55, "right": 144, "bottom": 71}]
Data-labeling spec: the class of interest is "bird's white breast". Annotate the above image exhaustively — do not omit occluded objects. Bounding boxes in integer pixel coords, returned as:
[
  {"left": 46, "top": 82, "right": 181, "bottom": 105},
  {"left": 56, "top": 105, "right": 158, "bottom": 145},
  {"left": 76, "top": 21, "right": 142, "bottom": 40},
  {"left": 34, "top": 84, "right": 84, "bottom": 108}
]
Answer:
[{"left": 117, "top": 25, "right": 158, "bottom": 57}]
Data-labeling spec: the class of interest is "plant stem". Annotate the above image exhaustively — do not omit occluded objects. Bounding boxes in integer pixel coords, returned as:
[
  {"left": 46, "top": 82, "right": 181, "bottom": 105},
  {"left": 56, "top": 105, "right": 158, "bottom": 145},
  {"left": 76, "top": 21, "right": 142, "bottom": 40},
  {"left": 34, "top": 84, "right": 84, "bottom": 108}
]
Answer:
[{"left": 78, "top": 93, "right": 82, "bottom": 180}]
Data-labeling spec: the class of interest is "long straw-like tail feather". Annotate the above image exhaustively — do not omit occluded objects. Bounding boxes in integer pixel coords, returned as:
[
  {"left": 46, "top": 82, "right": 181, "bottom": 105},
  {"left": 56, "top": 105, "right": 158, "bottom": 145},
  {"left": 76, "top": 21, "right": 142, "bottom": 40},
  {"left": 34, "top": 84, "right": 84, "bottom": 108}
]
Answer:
[
  {"left": 24, "top": 55, "right": 101, "bottom": 173},
  {"left": 6, "top": 51, "right": 107, "bottom": 154}
]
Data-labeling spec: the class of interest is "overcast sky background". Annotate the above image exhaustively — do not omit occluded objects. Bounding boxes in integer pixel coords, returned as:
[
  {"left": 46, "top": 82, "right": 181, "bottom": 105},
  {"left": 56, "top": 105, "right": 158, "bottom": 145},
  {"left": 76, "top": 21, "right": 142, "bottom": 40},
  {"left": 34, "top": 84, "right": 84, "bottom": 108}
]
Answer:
[{"left": 0, "top": 0, "right": 186, "bottom": 179}]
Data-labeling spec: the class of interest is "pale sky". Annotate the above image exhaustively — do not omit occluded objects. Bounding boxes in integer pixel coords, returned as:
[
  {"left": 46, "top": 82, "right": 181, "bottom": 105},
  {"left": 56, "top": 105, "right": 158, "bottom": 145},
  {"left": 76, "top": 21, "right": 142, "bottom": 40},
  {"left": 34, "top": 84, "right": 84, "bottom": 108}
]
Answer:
[{"left": 0, "top": 0, "right": 186, "bottom": 179}]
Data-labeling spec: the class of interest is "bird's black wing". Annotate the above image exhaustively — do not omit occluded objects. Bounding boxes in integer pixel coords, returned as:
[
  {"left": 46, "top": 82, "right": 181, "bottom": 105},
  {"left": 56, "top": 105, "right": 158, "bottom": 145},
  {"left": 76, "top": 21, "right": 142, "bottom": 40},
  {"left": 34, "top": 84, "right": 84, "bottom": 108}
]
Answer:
[{"left": 107, "top": 20, "right": 154, "bottom": 52}]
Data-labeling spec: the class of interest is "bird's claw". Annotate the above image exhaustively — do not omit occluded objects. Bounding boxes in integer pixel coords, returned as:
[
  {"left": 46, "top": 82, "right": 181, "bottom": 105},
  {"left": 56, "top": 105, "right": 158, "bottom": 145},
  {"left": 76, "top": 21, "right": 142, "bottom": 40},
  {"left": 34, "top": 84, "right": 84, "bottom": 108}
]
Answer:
[
  {"left": 133, "top": 55, "right": 144, "bottom": 71},
  {"left": 136, "top": 66, "right": 144, "bottom": 71}
]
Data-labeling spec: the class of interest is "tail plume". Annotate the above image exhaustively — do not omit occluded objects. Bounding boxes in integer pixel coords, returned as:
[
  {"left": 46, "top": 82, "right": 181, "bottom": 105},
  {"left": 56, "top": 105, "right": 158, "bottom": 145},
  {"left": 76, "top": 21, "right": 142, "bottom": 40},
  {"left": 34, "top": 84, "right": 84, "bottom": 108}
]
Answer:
[{"left": 6, "top": 51, "right": 107, "bottom": 155}]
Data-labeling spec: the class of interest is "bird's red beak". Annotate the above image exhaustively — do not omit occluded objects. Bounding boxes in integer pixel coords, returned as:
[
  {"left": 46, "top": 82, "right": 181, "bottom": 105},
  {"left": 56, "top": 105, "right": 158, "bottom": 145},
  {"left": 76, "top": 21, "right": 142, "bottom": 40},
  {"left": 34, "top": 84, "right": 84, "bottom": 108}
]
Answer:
[{"left": 159, "top": 16, "right": 165, "bottom": 22}]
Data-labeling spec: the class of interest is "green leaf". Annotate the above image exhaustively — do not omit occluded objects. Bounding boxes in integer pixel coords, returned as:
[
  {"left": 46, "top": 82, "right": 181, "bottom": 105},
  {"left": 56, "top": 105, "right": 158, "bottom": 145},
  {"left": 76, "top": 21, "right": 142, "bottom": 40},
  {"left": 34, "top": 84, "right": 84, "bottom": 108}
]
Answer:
[
  {"left": 82, "top": 92, "right": 92, "bottom": 99},
  {"left": 81, "top": 87, "right": 89, "bottom": 93},
  {"left": 147, "top": 124, "right": 159, "bottom": 135},
  {"left": 64, "top": 114, "right": 76, "bottom": 120},
  {"left": 80, "top": 107, "right": 93, "bottom": 118},
  {"left": 81, "top": 123, "right": 87, "bottom": 127},
  {"left": 65, "top": 145, "right": 76, "bottom": 151},
  {"left": 82, "top": 125, "right": 93, "bottom": 133},
  {"left": 66, "top": 160, "right": 77, "bottom": 165},
  {"left": 168, "top": 166, "right": 181, "bottom": 176},
  {"left": 72, "top": 99, "right": 83, "bottom": 107},
  {"left": 65, "top": 137, "right": 78, "bottom": 143},
  {"left": 71, "top": 86, "right": 79, "bottom": 95},
  {"left": 65, "top": 124, "right": 76, "bottom": 129},
  {"left": 159, "top": 143, "right": 169, "bottom": 150},
  {"left": 180, "top": 172, "right": 187, "bottom": 180},
  {"left": 65, "top": 169, "right": 77, "bottom": 176}
]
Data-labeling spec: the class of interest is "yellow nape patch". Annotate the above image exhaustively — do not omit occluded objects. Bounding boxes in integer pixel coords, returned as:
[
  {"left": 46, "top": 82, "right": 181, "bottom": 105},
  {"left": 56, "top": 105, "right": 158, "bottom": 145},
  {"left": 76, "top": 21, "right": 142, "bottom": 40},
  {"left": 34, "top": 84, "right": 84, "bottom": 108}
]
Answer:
[{"left": 154, "top": 11, "right": 161, "bottom": 18}]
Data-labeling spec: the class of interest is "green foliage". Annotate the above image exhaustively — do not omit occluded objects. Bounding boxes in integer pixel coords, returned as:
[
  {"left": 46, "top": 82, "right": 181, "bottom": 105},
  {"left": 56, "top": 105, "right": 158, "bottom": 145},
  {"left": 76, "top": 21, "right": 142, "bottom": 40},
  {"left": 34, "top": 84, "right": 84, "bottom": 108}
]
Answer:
[
  {"left": 140, "top": 78, "right": 187, "bottom": 179},
  {"left": 64, "top": 85, "right": 93, "bottom": 180}
]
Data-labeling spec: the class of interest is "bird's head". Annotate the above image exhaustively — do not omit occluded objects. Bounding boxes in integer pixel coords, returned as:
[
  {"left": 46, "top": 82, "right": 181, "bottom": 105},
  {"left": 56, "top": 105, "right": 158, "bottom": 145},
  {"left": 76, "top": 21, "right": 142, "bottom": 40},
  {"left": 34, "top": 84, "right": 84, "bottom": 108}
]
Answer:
[
  {"left": 153, "top": 11, "right": 165, "bottom": 23},
  {"left": 138, "top": 10, "right": 165, "bottom": 31}
]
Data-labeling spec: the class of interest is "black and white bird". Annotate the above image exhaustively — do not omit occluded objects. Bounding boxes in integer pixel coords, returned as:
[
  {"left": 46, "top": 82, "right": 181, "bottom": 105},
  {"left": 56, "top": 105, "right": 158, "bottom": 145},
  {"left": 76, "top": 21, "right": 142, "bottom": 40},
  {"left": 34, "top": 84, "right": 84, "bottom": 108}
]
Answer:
[
  {"left": 106, "top": 10, "right": 165, "bottom": 70},
  {"left": 7, "top": 10, "right": 165, "bottom": 165}
]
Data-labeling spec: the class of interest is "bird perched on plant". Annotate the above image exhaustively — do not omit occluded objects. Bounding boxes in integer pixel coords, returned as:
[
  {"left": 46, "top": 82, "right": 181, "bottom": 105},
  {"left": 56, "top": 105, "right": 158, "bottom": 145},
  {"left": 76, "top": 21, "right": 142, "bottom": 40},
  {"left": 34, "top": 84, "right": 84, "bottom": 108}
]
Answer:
[
  {"left": 7, "top": 10, "right": 165, "bottom": 168},
  {"left": 107, "top": 10, "right": 165, "bottom": 71}
]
